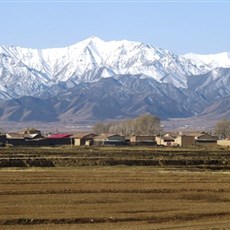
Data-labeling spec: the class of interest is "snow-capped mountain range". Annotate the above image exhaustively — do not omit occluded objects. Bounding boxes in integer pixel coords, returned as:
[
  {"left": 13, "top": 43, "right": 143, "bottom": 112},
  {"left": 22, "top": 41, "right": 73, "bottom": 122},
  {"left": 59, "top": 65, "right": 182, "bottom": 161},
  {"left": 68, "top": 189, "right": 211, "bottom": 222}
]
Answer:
[{"left": 0, "top": 36, "right": 230, "bottom": 123}]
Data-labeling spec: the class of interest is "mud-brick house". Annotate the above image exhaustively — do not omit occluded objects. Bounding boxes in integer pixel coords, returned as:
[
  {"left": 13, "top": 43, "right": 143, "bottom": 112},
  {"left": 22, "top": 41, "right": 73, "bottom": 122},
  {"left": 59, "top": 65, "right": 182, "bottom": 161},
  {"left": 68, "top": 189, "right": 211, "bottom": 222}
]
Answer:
[
  {"left": 194, "top": 132, "right": 218, "bottom": 146},
  {"left": 94, "top": 134, "right": 126, "bottom": 146},
  {"left": 6, "top": 128, "right": 45, "bottom": 146},
  {"left": 174, "top": 134, "right": 195, "bottom": 147},
  {"left": 6, "top": 133, "right": 25, "bottom": 146},
  {"left": 73, "top": 133, "right": 98, "bottom": 146},
  {"left": 155, "top": 134, "right": 175, "bottom": 146},
  {"left": 130, "top": 135, "right": 156, "bottom": 146}
]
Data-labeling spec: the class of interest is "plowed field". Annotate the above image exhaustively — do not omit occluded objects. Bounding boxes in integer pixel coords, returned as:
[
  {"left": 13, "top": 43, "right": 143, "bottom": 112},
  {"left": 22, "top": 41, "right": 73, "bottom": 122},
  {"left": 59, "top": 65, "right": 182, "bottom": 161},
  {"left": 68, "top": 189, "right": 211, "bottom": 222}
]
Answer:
[{"left": 0, "top": 167, "right": 230, "bottom": 229}]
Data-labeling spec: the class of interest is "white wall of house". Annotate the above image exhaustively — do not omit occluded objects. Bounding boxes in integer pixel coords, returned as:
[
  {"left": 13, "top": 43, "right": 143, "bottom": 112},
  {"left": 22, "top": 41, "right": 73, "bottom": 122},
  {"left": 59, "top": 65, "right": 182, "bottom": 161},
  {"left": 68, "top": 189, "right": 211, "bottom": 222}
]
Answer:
[{"left": 217, "top": 140, "right": 230, "bottom": 147}]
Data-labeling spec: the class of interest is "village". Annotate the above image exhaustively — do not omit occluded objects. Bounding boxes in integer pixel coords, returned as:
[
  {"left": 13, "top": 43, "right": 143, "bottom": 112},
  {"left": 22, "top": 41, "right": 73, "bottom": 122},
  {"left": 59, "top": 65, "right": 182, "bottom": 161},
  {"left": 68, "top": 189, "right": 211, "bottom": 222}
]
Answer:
[{"left": 1, "top": 127, "right": 230, "bottom": 148}]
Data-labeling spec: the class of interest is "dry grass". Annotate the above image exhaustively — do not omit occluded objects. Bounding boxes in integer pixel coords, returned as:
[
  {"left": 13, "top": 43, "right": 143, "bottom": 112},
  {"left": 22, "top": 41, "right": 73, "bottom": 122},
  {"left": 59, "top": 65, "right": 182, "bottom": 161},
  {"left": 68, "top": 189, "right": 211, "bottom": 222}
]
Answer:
[{"left": 0, "top": 167, "right": 230, "bottom": 229}]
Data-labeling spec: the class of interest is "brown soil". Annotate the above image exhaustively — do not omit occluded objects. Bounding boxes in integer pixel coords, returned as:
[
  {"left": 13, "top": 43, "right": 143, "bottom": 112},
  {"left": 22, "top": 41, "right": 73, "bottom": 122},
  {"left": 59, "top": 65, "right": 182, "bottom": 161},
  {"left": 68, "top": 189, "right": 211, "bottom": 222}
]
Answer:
[{"left": 0, "top": 166, "right": 230, "bottom": 229}]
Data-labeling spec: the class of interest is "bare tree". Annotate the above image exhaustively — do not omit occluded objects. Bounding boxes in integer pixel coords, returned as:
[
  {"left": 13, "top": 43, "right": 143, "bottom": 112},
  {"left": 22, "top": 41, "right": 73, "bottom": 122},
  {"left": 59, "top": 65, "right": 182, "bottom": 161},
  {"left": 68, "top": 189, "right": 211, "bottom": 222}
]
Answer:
[
  {"left": 134, "top": 114, "right": 160, "bottom": 135},
  {"left": 93, "top": 122, "right": 111, "bottom": 134},
  {"left": 214, "top": 119, "right": 230, "bottom": 139}
]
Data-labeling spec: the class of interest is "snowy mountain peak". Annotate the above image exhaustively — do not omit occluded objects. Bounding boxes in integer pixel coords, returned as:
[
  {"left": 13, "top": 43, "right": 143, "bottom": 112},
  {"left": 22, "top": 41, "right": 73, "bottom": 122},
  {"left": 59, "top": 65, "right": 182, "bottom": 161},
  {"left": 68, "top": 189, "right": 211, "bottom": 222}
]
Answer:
[
  {"left": 87, "top": 35, "right": 104, "bottom": 41},
  {"left": 0, "top": 36, "right": 229, "bottom": 100},
  {"left": 78, "top": 36, "right": 105, "bottom": 47},
  {"left": 183, "top": 52, "right": 230, "bottom": 69}
]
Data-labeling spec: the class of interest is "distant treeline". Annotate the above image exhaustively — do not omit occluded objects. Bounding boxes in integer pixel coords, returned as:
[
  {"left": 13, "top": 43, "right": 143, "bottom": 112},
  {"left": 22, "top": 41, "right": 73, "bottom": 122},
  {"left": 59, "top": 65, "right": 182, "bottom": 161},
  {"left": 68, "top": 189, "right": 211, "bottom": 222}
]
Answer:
[{"left": 93, "top": 114, "right": 161, "bottom": 136}]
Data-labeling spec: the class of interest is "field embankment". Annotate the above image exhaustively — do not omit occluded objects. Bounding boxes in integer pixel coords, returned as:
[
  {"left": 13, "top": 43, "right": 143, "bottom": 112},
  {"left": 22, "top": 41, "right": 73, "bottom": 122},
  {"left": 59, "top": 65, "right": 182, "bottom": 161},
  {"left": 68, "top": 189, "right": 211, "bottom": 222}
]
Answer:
[{"left": 0, "top": 146, "right": 230, "bottom": 170}]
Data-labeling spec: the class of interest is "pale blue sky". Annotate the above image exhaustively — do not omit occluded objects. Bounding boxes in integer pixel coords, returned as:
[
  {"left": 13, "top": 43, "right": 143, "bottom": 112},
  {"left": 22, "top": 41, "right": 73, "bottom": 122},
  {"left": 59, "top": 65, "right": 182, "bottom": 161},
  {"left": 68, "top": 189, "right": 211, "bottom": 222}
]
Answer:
[{"left": 0, "top": 1, "right": 229, "bottom": 54}]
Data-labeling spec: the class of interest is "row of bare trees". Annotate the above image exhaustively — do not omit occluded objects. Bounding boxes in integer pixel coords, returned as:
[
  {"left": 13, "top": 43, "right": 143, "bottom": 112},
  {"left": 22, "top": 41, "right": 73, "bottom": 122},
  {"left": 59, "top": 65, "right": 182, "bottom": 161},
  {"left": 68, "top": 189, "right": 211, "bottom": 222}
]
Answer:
[
  {"left": 93, "top": 115, "right": 230, "bottom": 138},
  {"left": 93, "top": 114, "right": 161, "bottom": 136}
]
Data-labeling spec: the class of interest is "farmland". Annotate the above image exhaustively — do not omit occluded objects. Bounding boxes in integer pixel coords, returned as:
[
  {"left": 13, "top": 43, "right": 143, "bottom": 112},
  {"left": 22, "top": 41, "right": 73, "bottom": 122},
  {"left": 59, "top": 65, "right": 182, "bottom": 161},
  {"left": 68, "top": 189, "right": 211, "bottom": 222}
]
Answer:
[{"left": 0, "top": 147, "right": 230, "bottom": 229}]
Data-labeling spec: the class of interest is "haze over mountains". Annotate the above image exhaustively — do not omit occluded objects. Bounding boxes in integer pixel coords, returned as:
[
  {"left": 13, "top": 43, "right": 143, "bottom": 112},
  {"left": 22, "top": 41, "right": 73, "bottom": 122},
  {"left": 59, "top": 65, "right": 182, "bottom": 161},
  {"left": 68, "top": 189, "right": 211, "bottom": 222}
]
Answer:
[{"left": 0, "top": 36, "right": 230, "bottom": 125}]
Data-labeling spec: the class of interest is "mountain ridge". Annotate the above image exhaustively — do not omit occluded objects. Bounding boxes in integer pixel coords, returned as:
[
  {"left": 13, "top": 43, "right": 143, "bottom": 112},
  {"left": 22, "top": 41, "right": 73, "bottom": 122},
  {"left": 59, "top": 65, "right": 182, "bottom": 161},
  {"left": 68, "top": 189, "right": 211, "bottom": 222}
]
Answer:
[
  {"left": 0, "top": 36, "right": 215, "bottom": 99},
  {"left": 0, "top": 37, "right": 230, "bottom": 125}
]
